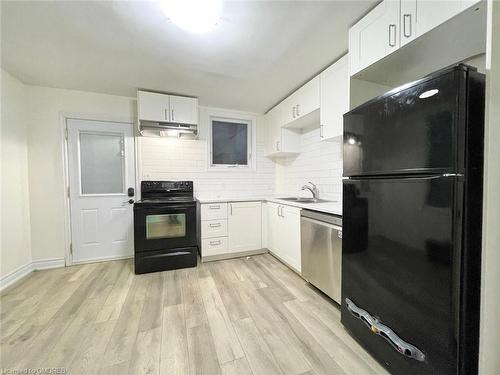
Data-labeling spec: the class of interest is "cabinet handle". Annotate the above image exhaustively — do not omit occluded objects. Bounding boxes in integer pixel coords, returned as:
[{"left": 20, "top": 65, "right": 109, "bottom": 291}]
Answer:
[
  {"left": 320, "top": 124, "right": 324, "bottom": 138},
  {"left": 403, "top": 14, "right": 412, "bottom": 38},
  {"left": 210, "top": 240, "right": 221, "bottom": 246},
  {"left": 388, "top": 24, "right": 396, "bottom": 47},
  {"left": 292, "top": 106, "right": 296, "bottom": 119},
  {"left": 296, "top": 104, "right": 300, "bottom": 117},
  {"left": 165, "top": 109, "right": 168, "bottom": 121},
  {"left": 209, "top": 223, "right": 221, "bottom": 228},
  {"left": 277, "top": 205, "right": 280, "bottom": 217},
  {"left": 171, "top": 109, "right": 175, "bottom": 121},
  {"left": 209, "top": 205, "right": 220, "bottom": 209},
  {"left": 276, "top": 140, "right": 281, "bottom": 151},
  {"left": 230, "top": 204, "right": 233, "bottom": 215}
]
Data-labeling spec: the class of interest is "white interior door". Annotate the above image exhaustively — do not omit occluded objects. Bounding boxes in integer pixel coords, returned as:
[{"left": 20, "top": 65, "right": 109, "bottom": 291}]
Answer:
[{"left": 67, "top": 118, "right": 136, "bottom": 264}]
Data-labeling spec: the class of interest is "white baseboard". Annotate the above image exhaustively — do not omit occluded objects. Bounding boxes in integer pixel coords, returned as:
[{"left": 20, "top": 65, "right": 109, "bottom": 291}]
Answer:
[
  {"left": 0, "top": 262, "right": 33, "bottom": 291},
  {"left": 0, "top": 257, "right": 65, "bottom": 292},
  {"left": 33, "top": 257, "right": 66, "bottom": 270}
]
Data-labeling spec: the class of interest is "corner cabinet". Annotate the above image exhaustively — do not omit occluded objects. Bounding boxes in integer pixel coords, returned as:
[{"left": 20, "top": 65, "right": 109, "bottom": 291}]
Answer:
[
  {"left": 319, "top": 54, "right": 349, "bottom": 140},
  {"left": 137, "top": 90, "right": 198, "bottom": 125},
  {"left": 349, "top": 0, "right": 482, "bottom": 76},
  {"left": 267, "top": 202, "right": 301, "bottom": 273}
]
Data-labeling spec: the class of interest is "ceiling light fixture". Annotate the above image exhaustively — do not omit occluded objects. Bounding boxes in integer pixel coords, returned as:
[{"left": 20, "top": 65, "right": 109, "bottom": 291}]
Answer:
[{"left": 159, "top": 0, "right": 222, "bottom": 33}]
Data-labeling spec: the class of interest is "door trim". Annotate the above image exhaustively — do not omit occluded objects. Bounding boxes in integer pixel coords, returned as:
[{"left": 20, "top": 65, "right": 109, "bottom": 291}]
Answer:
[{"left": 60, "top": 112, "right": 137, "bottom": 266}]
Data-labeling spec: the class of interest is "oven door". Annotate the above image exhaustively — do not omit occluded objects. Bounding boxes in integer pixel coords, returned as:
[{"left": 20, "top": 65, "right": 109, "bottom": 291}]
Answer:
[{"left": 134, "top": 203, "right": 197, "bottom": 252}]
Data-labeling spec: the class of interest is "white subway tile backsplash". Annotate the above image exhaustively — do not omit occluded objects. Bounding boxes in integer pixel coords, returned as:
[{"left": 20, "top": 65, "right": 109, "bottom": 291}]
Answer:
[
  {"left": 139, "top": 125, "right": 342, "bottom": 203},
  {"left": 139, "top": 136, "right": 275, "bottom": 199},
  {"left": 275, "top": 127, "right": 343, "bottom": 202}
]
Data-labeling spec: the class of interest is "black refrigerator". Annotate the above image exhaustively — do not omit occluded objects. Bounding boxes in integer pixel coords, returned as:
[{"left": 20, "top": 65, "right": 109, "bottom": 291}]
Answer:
[{"left": 341, "top": 64, "right": 484, "bottom": 375}]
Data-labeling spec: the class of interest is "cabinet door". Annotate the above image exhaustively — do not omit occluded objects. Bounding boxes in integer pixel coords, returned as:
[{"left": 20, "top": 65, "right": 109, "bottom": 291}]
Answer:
[
  {"left": 349, "top": 0, "right": 400, "bottom": 75},
  {"left": 295, "top": 76, "right": 320, "bottom": 118},
  {"left": 400, "top": 0, "right": 417, "bottom": 46},
  {"left": 282, "top": 95, "right": 297, "bottom": 124},
  {"left": 265, "top": 107, "right": 281, "bottom": 154},
  {"left": 320, "top": 55, "right": 349, "bottom": 140},
  {"left": 280, "top": 206, "right": 301, "bottom": 272},
  {"left": 228, "top": 202, "right": 262, "bottom": 253},
  {"left": 168, "top": 95, "right": 198, "bottom": 125},
  {"left": 415, "top": 0, "right": 464, "bottom": 37},
  {"left": 267, "top": 203, "right": 281, "bottom": 255},
  {"left": 137, "top": 91, "right": 169, "bottom": 122}
]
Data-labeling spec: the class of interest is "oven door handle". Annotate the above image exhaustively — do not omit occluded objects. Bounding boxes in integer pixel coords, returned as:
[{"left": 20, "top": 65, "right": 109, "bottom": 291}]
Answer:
[{"left": 138, "top": 204, "right": 194, "bottom": 211}]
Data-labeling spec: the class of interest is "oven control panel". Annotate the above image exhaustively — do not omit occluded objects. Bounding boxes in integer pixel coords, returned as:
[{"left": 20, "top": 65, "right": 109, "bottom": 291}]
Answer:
[{"left": 141, "top": 180, "right": 193, "bottom": 192}]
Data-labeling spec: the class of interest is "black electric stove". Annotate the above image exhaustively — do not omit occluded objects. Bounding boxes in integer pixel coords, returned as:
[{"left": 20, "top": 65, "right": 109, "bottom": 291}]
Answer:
[{"left": 133, "top": 181, "right": 198, "bottom": 274}]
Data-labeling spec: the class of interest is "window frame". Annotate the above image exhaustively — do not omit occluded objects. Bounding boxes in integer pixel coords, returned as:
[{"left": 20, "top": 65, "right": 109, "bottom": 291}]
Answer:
[{"left": 207, "top": 111, "right": 256, "bottom": 171}]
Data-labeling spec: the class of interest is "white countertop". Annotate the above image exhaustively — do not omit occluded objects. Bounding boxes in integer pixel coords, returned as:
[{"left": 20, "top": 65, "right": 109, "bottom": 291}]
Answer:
[{"left": 196, "top": 195, "right": 342, "bottom": 216}]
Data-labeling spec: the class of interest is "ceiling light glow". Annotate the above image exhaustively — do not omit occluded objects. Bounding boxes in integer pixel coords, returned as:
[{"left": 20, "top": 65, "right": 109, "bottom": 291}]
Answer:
[{"left": 159, "top": 0, "right": 222, "bottom": 33}]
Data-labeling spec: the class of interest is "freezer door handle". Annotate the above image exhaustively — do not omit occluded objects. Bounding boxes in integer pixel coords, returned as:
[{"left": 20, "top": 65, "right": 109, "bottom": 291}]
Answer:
[{"left": 345, "top": 298, "right": 426, "bottom": 362}]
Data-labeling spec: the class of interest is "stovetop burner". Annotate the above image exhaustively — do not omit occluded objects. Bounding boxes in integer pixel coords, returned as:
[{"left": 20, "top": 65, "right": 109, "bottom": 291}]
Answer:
[{"left": 135, "top": 181, "right": 195, "bottom": 206}]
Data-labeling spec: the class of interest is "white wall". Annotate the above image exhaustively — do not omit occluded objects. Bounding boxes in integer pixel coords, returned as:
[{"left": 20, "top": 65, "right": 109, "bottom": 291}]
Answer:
[
  {"left": 139, "top": 107, "right": 274, "bottom": 198},
  {"left": 274, "top": 127, "right": 342, "bottom": 203},
  {"left": 0, "top": 70, "right": 32, "bottom": 279},
  {"left": 25, "top": 86, "right": 136, "bottom": 263},
  {"left": 479, "top": 1, "right": 500, "bottom": 373}
]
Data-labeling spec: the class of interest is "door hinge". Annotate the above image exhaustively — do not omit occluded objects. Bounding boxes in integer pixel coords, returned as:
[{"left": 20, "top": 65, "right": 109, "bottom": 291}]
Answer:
[{"left": 65, "top": 127, "right": 68, "bottom": 140}]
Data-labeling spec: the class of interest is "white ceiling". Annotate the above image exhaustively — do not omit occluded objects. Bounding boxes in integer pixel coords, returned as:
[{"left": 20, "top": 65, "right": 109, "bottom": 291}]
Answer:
[{"left": 1, "top": 0, "right": 376, "bottom": 113}]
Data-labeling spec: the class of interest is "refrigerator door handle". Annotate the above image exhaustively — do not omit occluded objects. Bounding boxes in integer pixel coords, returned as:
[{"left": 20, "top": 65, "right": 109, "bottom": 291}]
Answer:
[{"left": 345, "top": 298, "right": 426, "bottom": 362}]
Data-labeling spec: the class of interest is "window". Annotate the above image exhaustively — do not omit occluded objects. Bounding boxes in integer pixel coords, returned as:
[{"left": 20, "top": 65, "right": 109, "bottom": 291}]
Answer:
[{"left": 209, "top": 116, "right": 254, "bottom": 170}]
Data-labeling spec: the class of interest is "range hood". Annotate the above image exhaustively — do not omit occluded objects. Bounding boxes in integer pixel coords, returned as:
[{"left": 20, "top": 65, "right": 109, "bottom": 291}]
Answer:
[{"left": 138, "top": 121, "right": 198, "bottom": 138}]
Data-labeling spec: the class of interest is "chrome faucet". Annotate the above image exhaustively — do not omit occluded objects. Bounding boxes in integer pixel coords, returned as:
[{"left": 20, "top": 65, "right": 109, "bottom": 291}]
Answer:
[{"left": 301, "top": 181, "right": 319, "bottom": 199}]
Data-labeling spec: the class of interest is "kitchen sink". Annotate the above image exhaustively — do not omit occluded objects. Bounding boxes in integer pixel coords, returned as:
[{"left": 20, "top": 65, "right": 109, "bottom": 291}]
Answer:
[{"left": 277, "top": 197, "right": 331, "bottom": 204}]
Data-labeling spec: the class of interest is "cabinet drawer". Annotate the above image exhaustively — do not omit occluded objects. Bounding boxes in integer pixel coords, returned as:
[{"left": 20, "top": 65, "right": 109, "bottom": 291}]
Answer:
[
  {"left": 202, "top": 237, "right": 228, "bottom": 257},
  {"left": 201, "top": 219, "right": 228, "bottom": 239},
  {"left": 201, "top": 203, "right": 228, "bottom": 220}
]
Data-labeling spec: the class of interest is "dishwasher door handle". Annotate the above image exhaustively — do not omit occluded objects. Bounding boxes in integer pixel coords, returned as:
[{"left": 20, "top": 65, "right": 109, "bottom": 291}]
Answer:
[{"left": 301, "top": 216, "right": 342, "bottom": 232}]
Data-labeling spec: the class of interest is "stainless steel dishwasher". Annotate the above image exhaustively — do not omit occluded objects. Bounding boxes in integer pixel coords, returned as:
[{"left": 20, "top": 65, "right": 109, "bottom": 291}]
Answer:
[{"left": 301, "top": 209, "right": 342, "bottom": 304}]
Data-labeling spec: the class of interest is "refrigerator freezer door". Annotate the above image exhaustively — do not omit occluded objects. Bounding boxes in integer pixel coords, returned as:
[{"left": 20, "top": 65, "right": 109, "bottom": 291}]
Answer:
[
  {"left": 341, "top": 176, "right": 462, "bottom": 375},
  {"left": 343, "top": 68, "right": 467, "bottom": 177}
]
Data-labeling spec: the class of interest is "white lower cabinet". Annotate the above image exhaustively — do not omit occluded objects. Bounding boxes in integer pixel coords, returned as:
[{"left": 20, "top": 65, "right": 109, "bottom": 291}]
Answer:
[
  {"left": 200, "top": 201, "right": 262, "bottom": 260},
  {"left": 267, "top": 202, "right": 301, "bottom": 273},
  {"left": 228, "top": 202, "right": 262, "bottom": 253},
  {"left": 201, "top": 237, "right": 228, "bottom": 257}
]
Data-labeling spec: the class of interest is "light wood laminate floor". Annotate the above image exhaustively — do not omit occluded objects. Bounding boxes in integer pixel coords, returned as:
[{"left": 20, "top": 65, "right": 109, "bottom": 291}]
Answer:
[{"left": 0, "top": 254, "right": 388, "bottom": 375}]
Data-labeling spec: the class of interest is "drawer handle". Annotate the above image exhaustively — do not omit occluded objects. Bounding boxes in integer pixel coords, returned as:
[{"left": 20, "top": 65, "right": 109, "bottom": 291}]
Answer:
[
  {"left": 209, "top": 205, "right": 220, "bottom": 209},
  {"left": 210, "top": 240, "right": 221, "bottom": 246},
  {"left": 209, "top": 223, "right": 221, "bottom": 228}
]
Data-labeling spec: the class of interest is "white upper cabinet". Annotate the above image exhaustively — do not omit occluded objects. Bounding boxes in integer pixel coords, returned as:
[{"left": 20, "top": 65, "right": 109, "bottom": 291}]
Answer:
[
  {"left": 290, "top": 76, "right": 320, "bottom": 121},
  {"left": 400, "top": 0, "right": 417, "bottom": 46},
  {"left": 320, "top": 54, "right": 349, "bottom": 141},
  {"left": 350, "top": 0, "right": 482, "bottom": 75},
  {"left": 168, "top": 95, "right": 198, "bottom": 125},
  {"left": 349, "top": 0, "right": 400, "bottom": 76},
  {"left": 402, "top": 0, "right": 475, "bottom": 47},
  {"left": 265, "top": 105, "right": 300, "bottom": 157},
  {"left": 137, "top": 91, "right": 170, "bottom": 122},
  {"left": 137, "top": 90, "right": 198, "bottom": 125}
]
